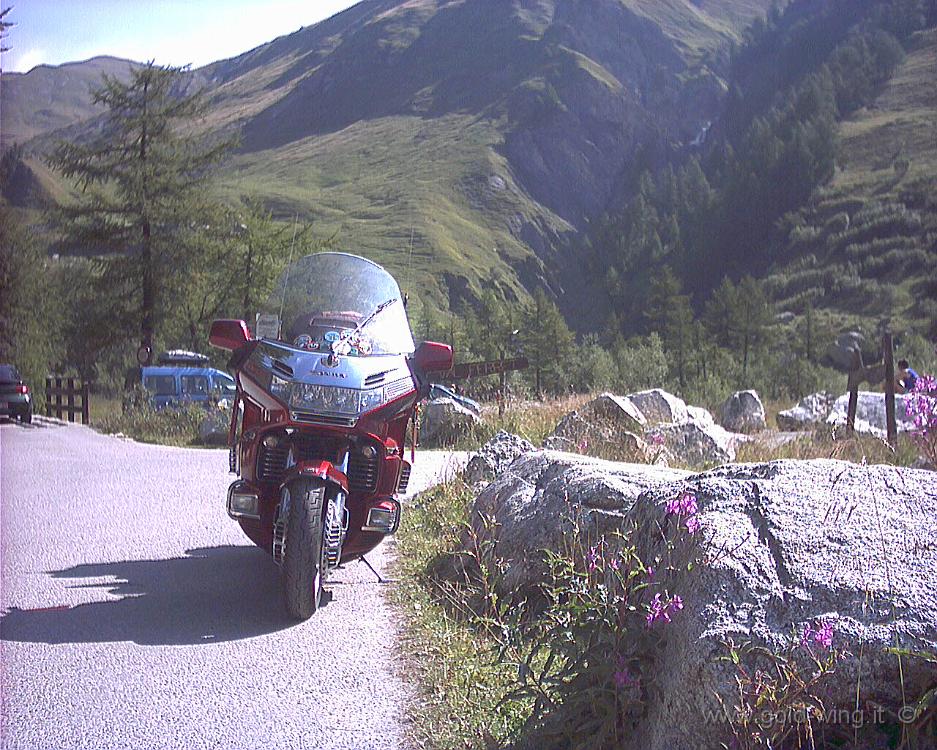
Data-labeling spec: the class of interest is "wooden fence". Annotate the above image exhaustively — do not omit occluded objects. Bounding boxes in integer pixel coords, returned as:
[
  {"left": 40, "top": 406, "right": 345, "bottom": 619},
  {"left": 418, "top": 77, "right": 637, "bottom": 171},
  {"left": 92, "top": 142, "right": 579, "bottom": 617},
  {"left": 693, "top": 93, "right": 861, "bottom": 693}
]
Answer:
[{"left": 45, "top": 376, "right": 91, "bottom": 424}]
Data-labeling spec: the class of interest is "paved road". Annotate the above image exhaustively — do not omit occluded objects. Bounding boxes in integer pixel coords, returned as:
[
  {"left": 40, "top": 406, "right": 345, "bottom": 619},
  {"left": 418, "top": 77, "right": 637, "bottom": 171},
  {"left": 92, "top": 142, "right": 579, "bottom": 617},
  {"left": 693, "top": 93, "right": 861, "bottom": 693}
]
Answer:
[{"left": 0, "top": 419, "right": 467, "bottom": 750}]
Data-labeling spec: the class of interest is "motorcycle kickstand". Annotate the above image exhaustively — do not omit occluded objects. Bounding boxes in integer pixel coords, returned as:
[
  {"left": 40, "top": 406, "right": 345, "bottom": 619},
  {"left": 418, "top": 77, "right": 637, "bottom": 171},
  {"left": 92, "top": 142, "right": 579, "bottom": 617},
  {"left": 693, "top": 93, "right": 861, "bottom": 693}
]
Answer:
[{"left": 359, "top": 555, "right": 396, "bottom": 584}]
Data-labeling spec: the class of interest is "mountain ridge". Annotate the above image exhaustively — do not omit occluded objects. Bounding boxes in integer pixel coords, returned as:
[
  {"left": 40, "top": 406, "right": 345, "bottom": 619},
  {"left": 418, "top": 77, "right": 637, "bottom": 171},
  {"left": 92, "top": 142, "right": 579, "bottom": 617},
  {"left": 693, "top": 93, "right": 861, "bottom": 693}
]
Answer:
[{"left": 2, "top": 0, "right": 779, "bottom": 323}]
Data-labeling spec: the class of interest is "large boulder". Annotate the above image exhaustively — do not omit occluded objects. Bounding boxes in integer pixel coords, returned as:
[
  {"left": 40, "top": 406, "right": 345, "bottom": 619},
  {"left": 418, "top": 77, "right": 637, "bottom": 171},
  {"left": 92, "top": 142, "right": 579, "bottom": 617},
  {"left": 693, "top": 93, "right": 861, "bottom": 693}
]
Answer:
[
  {"left": 626, "top": 460, "right": 937, "bottom": 750},
  {"left": 420, "top": 397, "right": 482, "bottom": 446},
  {"left": 624, "top": 388, "right": 689, "bottom": 425},
  {"left": 473, "top": 454, "right": 937, "bottom": 750},
  {"left": 826, "top": 391, "right": 916, "bottom": 438},
  {"left": 472, "top": 451, "right": 690, "bottom": 591},
  {"left": 646, "top": 420, "right": 739, "bottom": 467},
  {"left": 776, "top": 391, "right": 836, "bottom": 431},
  {"left": 686, "top": 405, "right": 716, "bottom": 428},
  {"left": 543, "top": 393, "right": 649, "bottom": 461},
  {"left": 463, "top": 431, "right": 535, "bottom": 487},
  {"left": 719, "top": 389, "right": 766, "bottom": 433}
]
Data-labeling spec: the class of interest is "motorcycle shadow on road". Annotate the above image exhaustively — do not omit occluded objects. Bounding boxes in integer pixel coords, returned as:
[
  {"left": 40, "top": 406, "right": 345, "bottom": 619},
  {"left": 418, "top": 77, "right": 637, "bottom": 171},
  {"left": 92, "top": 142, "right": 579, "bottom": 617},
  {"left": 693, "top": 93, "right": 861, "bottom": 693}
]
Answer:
[{"left": 0, "top": 545, "right": 300, "bottom": 646}]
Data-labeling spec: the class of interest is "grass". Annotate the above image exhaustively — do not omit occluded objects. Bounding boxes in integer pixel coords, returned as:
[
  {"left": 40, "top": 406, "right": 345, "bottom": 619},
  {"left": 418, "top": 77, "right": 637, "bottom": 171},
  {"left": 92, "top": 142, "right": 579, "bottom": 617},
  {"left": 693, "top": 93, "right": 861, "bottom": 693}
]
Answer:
[
  {"left": 213, "top": 112, "right": 569, "bottom": 314},
  {"left": 737, "top": 427, "right": 922, "bottom": 466},
  {"left": 89, "top": 389, "right": 222, "bottom": 447},
  {"left": 391, "top": 478, "right": 532, "bottom": 750},
  {"left": 418, "top": 394, "right": 589, "bottom": 450}
]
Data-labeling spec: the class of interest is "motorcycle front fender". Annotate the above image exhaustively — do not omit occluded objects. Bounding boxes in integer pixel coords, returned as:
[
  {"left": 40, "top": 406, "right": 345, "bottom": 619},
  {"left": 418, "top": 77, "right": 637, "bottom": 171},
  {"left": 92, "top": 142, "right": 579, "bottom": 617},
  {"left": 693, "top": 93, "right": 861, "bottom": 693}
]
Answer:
[{"left": 281, "top": 460, "right": 349, "bottom": 495}]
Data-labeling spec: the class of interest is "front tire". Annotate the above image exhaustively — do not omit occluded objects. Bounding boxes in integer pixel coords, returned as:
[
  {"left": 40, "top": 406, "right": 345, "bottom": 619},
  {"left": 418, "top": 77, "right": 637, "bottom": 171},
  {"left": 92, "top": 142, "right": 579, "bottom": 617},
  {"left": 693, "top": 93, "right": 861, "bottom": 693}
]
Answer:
[{"left": 281, "top": 478, "right": 328, "bottom": 620}]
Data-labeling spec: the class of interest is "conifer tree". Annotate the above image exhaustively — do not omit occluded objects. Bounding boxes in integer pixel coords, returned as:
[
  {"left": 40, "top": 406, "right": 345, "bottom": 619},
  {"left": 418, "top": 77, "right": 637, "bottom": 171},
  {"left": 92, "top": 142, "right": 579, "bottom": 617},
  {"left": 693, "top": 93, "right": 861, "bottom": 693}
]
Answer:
[
  {"left": 49, "top": 62, "right": 232, "bottom": 364},
  {"left": 525, "top": 288, "right": 574, "bottom": 397}
]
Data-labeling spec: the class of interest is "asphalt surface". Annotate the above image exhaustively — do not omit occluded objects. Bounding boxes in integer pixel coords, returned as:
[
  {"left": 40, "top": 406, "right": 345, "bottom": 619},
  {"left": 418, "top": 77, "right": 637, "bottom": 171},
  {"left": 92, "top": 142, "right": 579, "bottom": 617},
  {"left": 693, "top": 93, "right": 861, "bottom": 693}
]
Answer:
[{"left": 0, "top": 418, "right": 467, "bottom": 750}]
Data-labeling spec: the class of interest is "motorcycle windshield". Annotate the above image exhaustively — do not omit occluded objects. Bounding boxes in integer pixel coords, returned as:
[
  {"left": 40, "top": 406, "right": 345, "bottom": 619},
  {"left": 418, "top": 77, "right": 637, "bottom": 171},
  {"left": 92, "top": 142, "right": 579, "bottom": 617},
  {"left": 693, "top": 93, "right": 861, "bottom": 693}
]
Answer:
[{"left": 261, "top": 252, "right": 414, "bottom": 356}]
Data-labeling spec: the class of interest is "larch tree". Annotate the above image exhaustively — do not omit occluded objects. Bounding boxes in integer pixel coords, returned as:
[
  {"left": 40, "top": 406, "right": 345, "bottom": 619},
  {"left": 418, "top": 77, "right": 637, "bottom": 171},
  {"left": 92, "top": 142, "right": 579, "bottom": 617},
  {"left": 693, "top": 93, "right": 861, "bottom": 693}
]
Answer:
[{"left": 49, "top": 62, "right": 232, "bottom": 365}]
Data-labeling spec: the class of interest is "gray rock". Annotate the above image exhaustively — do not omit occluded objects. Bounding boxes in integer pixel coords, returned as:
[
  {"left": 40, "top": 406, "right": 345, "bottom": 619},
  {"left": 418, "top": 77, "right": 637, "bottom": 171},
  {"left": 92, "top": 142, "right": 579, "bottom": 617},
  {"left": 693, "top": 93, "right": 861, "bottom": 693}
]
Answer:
[
  {"left": 420, "top": 397, "right": 482, "bottom": 446},
  {"left": 544, "top": 393, "right": 648, "bottom": 460},
  {"left": 719, "top": 389, "right": 767, "bottom": 433},
  {"left": 686, "top": 405, "right": 715, "bottom": 428},
  {"left": 776, "top": 391, "right": 836, "bottom": 430},
  {"left": 624, "top": 388, "right": 689, "bottom": 425},
  {"left": 472, "top": 453, "right": 937, "bottom": 750},
  {"left": 826, "top": 391, "right": 917, "bottom": 438},
  {"left": 626, "top": 460, "right": 937, "bottom": 750},
  {"left": 471, "top": 451, "right": 690, "bottom": 592},
  {"left": 463, "top": 430, "right": 535, "bottom": 487},
  {"left": 826, "top": 330, "right": 873, "bottom": 371},
  {"left": 646, "top": 420, "right": 739, "bottom": 467},
  {"left": 198, "top": 409, "right": 229, "bottom": 445}
]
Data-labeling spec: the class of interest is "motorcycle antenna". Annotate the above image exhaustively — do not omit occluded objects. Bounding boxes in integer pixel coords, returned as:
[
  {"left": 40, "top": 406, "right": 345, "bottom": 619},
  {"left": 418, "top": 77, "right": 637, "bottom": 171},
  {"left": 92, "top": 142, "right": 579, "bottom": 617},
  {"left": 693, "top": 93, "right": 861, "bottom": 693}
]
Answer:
[{"left": 276, "top": 213, "right": 300, "bottom": 336}]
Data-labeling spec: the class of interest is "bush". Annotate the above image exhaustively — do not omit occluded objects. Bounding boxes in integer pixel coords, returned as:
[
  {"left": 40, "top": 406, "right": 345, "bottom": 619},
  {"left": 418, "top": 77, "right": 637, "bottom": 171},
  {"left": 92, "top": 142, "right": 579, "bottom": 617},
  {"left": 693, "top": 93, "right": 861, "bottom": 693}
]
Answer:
[
  {"left": 97, "top": 386, "right": 206, "bottom": 446},
  {"left": 613, "top": 333, "right": 668, "bottom": 392}
]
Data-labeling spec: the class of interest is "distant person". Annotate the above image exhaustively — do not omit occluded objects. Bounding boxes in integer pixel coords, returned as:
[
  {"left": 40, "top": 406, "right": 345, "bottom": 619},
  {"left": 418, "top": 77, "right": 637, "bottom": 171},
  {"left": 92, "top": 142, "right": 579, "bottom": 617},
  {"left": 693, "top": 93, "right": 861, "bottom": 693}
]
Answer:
[{"left": 896, "top": 359, "right": 919, "bottom": 393}]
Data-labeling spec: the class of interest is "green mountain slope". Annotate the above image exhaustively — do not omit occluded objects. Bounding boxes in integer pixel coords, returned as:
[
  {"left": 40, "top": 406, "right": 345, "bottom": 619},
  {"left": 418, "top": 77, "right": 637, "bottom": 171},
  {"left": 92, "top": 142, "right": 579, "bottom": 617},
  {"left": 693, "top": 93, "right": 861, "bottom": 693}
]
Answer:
[
  {"left": 766, "top": 26, "right": 937, "bottom": 335},
  {"left": 2, "top": 0, "right": 777, "bottom": 322}
]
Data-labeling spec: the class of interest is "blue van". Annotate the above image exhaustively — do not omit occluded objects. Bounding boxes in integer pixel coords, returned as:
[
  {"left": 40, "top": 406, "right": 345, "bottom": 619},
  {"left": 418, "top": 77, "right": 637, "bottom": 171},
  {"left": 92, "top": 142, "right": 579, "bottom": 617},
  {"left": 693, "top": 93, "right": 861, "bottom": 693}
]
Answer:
[{"left": 141, "top": 351, "right": 236, "bottom": 410}]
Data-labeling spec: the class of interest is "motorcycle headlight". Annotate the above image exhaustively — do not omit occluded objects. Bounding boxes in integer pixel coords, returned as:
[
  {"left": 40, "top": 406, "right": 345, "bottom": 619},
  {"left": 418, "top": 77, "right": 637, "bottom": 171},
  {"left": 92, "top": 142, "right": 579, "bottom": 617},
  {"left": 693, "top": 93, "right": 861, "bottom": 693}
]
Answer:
[
  {"left": 290, "top": 383, "right": 360, "bottom": 415},
  {"left": 358, "top": 387, "right": 386, "bottom": 414},
  {"left": 288, "top": 384, "right": 389, "bottom": 416}
]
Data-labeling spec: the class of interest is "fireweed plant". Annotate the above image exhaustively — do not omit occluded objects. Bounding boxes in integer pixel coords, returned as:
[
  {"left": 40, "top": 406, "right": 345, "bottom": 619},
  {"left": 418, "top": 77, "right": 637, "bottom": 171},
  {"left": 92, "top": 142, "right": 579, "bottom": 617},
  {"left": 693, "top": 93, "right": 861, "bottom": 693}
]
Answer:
[
  {"left": 905, "top": 371, "right": 937, "bottom": 467},
  {"left": 460, "top": 486, "right": 708, "bottom": 750},
  {"left": 717, "top": 624, "right": 846, "bottom": 750},
  {"left": 431, "top": 481, "right": 935, "bottom": 749}
]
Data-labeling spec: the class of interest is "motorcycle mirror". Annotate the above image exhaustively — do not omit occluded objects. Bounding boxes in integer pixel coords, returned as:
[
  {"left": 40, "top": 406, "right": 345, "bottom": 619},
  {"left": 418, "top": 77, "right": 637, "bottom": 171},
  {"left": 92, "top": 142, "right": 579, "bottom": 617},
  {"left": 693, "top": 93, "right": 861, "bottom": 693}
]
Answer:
[
  {"left": 412, "top": 341, "right": 453, "bottom": 374},
  {"left": 209, "top": 319, "right": 252, "bottom": 351}
]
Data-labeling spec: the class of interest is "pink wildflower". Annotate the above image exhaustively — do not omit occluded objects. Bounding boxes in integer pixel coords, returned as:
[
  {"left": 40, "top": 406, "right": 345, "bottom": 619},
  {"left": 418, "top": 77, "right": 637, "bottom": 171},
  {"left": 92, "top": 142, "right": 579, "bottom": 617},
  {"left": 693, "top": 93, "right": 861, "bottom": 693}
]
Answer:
[
  {"left": 666, "top": 489, "right": 701, "bottom": 533},
  {"left": 646, "top": 594, "right": 666, "bottom": 626},
  {"left": 814, "top": 620, "right": 834, "bottom": 649},
  {"left": 646, "top": 593, "right": 684, "bottom": 627},
  {"left": 587, "top": 545, "right": 600, "bottom": 572},
  {"left": 801, "top": 620, "right": 835, "bottom": 650}
]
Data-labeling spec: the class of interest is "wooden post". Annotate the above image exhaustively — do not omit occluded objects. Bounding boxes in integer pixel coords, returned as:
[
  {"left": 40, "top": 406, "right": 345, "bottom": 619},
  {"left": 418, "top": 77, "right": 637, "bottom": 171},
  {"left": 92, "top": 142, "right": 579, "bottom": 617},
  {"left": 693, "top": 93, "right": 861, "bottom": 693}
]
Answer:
[
  {"left": 846, "top": 350, "right": 861, "bottom": 432},
  {"left": 498, "top": 351, "right": 506, "bottom": 418},
  {"left": 55, "top": 376, "right": 63, "bottom": 420},
  {"left": 81, "top": 381, "right": 91, "bottom": 425},
  {"left": 45, "top": 376, "right": 52, "bottom": 417},
  {"left": 883, "top": 333, "right": 897, "bottom": 447},
  {"left": 66, "top": 377, "right": 76, "bottom": 423}
]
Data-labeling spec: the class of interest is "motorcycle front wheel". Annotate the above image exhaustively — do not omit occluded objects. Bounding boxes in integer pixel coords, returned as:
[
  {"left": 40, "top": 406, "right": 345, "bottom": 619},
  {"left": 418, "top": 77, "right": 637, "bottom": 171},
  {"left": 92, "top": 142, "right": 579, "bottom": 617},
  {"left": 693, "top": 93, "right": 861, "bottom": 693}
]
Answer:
[{"left": 281, "top": 477, "right": 328, "bottom": 620}]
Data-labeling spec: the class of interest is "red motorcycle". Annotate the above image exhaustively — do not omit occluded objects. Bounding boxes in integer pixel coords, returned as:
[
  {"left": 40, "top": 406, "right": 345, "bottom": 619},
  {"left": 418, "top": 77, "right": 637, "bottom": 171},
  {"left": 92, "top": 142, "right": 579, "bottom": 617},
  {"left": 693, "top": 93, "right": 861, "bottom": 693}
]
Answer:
[{"left": 209, "top": 252, "right": 452, "bottom": 619}]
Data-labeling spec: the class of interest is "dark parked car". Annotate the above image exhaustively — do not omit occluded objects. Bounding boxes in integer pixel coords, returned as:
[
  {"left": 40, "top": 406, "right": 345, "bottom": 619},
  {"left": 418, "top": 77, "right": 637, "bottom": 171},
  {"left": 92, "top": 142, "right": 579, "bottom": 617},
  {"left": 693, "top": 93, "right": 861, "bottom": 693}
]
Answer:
[{"left": 0, "top": 364, "right": 32, "bottom": 423}]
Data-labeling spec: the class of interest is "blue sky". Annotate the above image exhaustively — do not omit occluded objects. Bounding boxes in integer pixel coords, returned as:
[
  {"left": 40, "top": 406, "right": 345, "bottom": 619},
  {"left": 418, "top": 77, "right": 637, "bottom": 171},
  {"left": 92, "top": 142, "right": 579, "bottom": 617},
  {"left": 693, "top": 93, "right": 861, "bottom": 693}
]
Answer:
[{"left": 2, "top": 0, "right": 360, "bottom": 73}]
